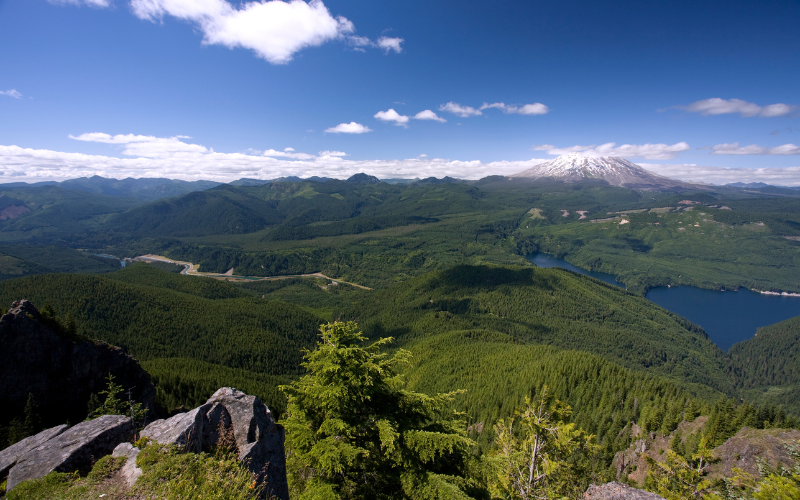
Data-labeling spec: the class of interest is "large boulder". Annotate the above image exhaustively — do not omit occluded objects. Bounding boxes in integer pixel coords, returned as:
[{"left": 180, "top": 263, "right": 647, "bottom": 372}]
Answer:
[
  {"left": 141, "top": 387, "right": 288, "bottom": 500},
  {"left": 584, "top": 482, "right": 666, "bottom": 499},
  {"left": 0, "top": 425, "right": 67, "bottom": 481},
  {"left": 6, "top": 415, "right": 133, "bottom": 491},
  {"left": 0, "top": 300, "right": 157, "bottom": 428}
]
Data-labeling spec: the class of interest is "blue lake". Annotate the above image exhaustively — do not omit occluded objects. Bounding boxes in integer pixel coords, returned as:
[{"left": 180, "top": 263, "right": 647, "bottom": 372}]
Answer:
[{"left": 528, "top": 253, "right": 800, "bottom": 351}]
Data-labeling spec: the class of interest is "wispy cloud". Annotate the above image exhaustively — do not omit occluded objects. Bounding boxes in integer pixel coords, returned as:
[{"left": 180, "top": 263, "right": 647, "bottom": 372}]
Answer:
[
  {"left": 374, "top": 108, "right": 409, "bottom": 127},
  {"left": 413, "top": 110, "right": 446, "bottom": 122},
  {"left": 318, "top": 150, "right": 347, "bottom": 157},
  {"left": 438, "top": 102, "right": 482, "bottom": 118},
  {"left": 677, "top": 98, "right": 799, "bottom": 118},
  {"left": 480, "top": 102, "right": 549, "bottom": 115},
  {"left": 376, "top": 36, "right": 403, "bottom": 53},
  {"left": 710, "top": 142, "right": 800, "bottom": 155},
  {"left": 534, "top": 142, "right": 691, "bottom": 160},
  {"left": 324, "top": 122, "right": 372, "bottom": 134},
  {"left": 48, "top": 0, "right": 110, "bottom": 7},
  {"left": 0, "top": 90, "right": 22, "bottom": 99},
  {"left": 129, "top": 0, "right": 361, "bottom": 64}
]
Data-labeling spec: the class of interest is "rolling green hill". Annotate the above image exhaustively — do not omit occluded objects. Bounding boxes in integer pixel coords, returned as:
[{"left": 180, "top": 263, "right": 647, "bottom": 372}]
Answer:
[
  {"left": 0, "top": 186, "right": 140, "bottom": 241},
  {"left": 0, "top": 266, "right": 324, "bottom": 414},
  {"left": 336, "top": 264, "right": 732, "bottom": 396},
  {"left": 107, "top": 185, "right": 285, "bottom": 236}
]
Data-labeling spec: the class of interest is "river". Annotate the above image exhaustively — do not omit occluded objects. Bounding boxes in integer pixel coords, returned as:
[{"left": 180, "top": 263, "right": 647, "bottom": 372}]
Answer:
[{"left": 528, "top": 253, "right": 800, "bottom": 351}]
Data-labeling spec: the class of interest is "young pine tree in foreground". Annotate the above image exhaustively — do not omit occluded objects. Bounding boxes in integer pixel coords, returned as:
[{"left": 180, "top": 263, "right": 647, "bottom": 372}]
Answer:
[
  {"left": 490, "top": 388, "right": 597, "bottom": 500},
  {"left": 280, "top": 321, "right": 481, "bottom": 500}
]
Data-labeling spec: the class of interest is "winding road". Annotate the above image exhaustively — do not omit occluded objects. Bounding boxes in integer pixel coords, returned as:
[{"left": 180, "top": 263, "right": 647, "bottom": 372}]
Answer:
[{"left": 132, "top": 254, "right": 372, "bottom": 290}]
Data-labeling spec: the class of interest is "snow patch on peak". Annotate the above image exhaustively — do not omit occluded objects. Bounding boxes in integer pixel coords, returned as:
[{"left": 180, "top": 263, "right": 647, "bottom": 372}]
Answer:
[{"left": 511, "top": 154, "right": 692, "bottom": 189}]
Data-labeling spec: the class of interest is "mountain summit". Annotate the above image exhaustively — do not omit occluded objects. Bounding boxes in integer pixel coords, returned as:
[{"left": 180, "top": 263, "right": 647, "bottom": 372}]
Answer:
[{"left": 511, "top": 153, "right": 694, "bottom": 189}]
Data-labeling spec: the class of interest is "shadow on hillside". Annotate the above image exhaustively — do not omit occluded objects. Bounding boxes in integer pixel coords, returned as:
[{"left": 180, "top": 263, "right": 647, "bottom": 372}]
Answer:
[{"left": 426, "top": 265, "right": 554, "bottom": 293}]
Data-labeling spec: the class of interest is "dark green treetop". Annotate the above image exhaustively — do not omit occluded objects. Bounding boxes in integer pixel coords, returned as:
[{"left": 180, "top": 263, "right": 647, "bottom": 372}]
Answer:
[{"left": 281, "top": 321, "right": 481, "bottom": 500}]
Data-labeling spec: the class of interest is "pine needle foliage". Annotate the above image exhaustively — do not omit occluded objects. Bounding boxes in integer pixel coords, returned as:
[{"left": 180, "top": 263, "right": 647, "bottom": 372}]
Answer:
[
  {"left": 490, "top": 387, "right": 597, "bottom": 500},
  {"left": 281, "top": 321, "right": 480, "bottom": 500}
]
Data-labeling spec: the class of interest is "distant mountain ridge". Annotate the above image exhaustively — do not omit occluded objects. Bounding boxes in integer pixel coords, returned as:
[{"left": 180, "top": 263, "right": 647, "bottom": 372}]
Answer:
[
  {"left": 511, "top": 153, "right": 699, "bottom": 190},
  {"left": 0, "top": 176, "right": 221, "bottom": 201}
]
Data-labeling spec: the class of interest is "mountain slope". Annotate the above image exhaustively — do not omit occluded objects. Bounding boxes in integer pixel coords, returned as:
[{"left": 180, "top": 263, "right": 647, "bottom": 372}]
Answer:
[
  {"left": 109, "top": 185, "right": 284, "bottom": 236},
  {"left": 512, "top": 153, "right": 696, "bottom": 189},
  {"left": 729, "top": 314, "right": 800, "bottom": 414},
  {"left": 336, "top": 264, "right": 732, "bottom": 396}
]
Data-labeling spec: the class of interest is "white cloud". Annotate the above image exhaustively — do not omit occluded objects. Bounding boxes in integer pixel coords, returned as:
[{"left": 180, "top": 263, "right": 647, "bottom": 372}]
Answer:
[
  {"left": 262, "top": 148, "right": 315, "bottom": 159},
  {"left": 536, "top": 142, "right": 691, "bottom": 160},
  {"left": 48, "top": 0, "right": 110, "bottom": 7},
  {"left": 710, "top": 142, "right": 800, "bottom": 155},
  {"left": 0, "top": 90, "right": 22, "bottom": 99},
  {"left": 130, "top": 0, "right": 355, "bottom": 64},
  {"left": 412, "top": 110, "right": 446, "bottom": 122},
  {"left": 680, "top": 98, "right": 799, "bottom": 118},
  {"left": 324, "top": 122, "right": 372, "bottom": 134},
  {"left": 639, "top": 163, "right": 800, "bottom": 187},
  {"left": 376, "top": 36, "right": 403, "bottom": 53},
  {"left": 480, "top": 102, "right": 549, "bottom": 115},
  {"left": 438, "top": 102, "right": 482, "bottom": 118},
  {"left": 374, "top": 108, "right": 409, "bottom": 127},
  {"left": 5, "top": 134, "right": 800, "bottom": 186}
]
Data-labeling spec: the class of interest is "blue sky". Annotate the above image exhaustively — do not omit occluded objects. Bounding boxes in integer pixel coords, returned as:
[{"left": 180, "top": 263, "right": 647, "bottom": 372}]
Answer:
[{"left": 1, "top": 0, "right": 799, "bottom": 183}]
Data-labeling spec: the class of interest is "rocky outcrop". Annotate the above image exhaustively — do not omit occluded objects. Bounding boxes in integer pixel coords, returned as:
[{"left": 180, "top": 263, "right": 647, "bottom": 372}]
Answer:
[
  {"left": 141, "top": 387, "right": 288, "bottom": 500},
  {"left": 5, "top": 415, "right": 133, "bottom": 491},
  {"left": 0, "top": 425, "right": 67, "bottom": 480},
  {"left": 584, "top": 482, "right": 666, "bottom": 499},
  {"left": 0, "top": 300, "right": 157, "bottom": 427}
]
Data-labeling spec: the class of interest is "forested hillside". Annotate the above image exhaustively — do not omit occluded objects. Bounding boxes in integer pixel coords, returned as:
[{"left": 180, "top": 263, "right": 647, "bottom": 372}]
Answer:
[
  {"left": 337, "top": 263, "right": 731, "bottom": 396},
  {"left": 0, "top": 266, "right": 325, "bottom": 414},
  {"left": 729, "top": 315, "right": 800, "bottom": 414}
]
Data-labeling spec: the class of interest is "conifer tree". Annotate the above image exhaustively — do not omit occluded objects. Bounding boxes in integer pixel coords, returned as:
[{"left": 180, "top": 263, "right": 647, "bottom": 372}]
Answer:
[
  {"left": 489, "top": 387, "right": 596, "bottom": 499},
  {"left": 280, "top": 321, "right": 480, "bottom": 500}
]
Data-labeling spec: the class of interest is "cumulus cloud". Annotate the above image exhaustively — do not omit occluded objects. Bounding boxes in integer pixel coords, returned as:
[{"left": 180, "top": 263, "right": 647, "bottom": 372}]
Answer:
[
  {"left": 48, "top": 0, "right": 110, "bottom": 7},
  {"left": 438, "top": 102, "right": 482, "bottom": 118},
  {"left": 324, "top": 122, "right": 372, "bottom": 134},
  {"left": 412, "top": 110, "right": 446, "bottom": 122},
  {"left": 262, "top": 148, "right": 315, "bottom": 159},
  {"left": 535, "top": 142, "right": 692, "bottom": 160},
  {"left": 679, "top": 98, "right": 799, "bottom": 118},
  {"left": 639, "top": 163, "right": 800, "bottom": 187},
  {"left": 480, "top": 102, "right": 549, "bottom": 115},
  {"left": 376, "top": 36, "right": 403, "bottom": 53},
  {"left": 0, "top": 134, "right": 552, "bottom": 182},
  {"left": 710, "top": 142, "right": 800, "bottom": 155},
  {"left": 374, "top": 108, "right": 409, "bottom": 127},
  {"left": 4, "top": 134, "right": 800, "bottom": 186},
  {"left": 0, "top": 90, "right": 22, "bottom": 99},
  {"left": 130, "top": 0, "right": 356, "bottom": 64}
]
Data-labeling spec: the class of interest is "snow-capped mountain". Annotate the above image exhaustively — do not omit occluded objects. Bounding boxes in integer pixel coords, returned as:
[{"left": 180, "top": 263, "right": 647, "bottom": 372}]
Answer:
[{"left": 511, "top": 153, "right": 694, "bottom": 189}]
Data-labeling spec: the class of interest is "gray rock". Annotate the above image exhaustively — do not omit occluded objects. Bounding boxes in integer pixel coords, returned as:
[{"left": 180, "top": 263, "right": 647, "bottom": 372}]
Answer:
[
  {"left": 0, "top": 425, "right": 67, "bottom": 481},
  {"left": 112, "top": 442, "right": 142, "bottom": 487},
  {"left": 7, "top": 415, "right": 133, "bottom": 491},
  {"left": 205, "top": 388, "right": 287, "bottom": 500},
  {"left": 140, "top": 403, "right": 212, "bottom": 453},
  {"left": 584, "top": 482, "right": 666, "bottom": 500},
  {"left": 139, "top": 388, "right": 287, "bottom": 500}
]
